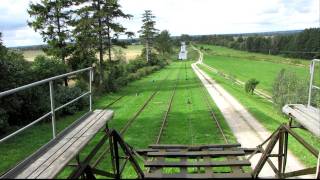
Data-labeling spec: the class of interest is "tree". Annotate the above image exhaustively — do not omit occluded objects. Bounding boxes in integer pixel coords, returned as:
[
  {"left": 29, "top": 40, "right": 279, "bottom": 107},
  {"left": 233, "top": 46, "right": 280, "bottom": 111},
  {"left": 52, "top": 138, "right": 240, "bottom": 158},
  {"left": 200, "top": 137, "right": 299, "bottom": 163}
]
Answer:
[
  {"left": 74, "top": 0, "right": 133, "bottom": 85},
  {"left": 180, "top": 34, "right": 191, "bottom": 44},
  {"left": 28, "top": 0, "right": 72, "bottom": 86},
  {"left": 139, "top": 10, "right": 158, "bottom": 63},
  {"left": 69, "top": 7, "right": 97, "bottom": 71},
  {"left": 245, "top": 78, "right": 259, "bottom": 94},
  {"left": 154, "top": 30, "right": 173, "bottom": 55}
]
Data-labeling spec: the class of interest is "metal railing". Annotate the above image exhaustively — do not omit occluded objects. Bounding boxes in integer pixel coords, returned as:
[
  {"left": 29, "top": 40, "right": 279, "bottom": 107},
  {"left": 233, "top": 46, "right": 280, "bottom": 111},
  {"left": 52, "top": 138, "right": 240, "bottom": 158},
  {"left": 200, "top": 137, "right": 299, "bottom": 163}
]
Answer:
[
  {"left": 0, "top": 67, "right": 94, "bottom": 143},
  {"left": 308, "top": 59, "right": 320, "bottom": 107}
]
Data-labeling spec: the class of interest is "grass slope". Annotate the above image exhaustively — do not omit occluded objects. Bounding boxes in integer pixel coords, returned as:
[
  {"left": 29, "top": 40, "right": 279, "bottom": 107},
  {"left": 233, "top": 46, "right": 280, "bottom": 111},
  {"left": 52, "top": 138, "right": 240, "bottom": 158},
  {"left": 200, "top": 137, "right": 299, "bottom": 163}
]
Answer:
[
  {"left": 198, "top": 45, "right": 310, "bottom": 93},
  {"left": 199, "top": 64, "right": 320, "bottom": 167}
]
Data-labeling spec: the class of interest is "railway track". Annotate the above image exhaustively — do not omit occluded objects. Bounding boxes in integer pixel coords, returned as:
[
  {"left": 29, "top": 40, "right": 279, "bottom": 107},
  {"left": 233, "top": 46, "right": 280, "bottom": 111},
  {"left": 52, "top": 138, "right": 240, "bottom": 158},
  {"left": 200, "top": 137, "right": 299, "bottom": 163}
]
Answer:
[
  {"left": 103, "top": 96, "right": 125, "bottom": 109},
  {"left": 193, "top": 65, "right": 264, "bottom": 141},
  {"left": 155, "top": 63, "right": 183, "bottom": 144},
  {"left": 93, "top": 70, "right": 172, "bottom": 167},
  {"left": 196, "top": 71, "right": 229, "bottom": 144}
]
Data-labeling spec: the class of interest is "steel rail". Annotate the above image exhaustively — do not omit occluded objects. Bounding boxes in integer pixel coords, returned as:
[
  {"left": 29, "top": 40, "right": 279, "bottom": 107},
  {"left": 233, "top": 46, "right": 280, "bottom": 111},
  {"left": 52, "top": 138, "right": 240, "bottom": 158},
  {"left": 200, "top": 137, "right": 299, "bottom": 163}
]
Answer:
[
  {"left": 193, "top": 64, "right": 229, "bottom": 144},
  {"left": 93, "top": 71, "right": 171, "bottom": 167},
  {"left": 155, "top": 63, "right": 182, "bottom": 144}
]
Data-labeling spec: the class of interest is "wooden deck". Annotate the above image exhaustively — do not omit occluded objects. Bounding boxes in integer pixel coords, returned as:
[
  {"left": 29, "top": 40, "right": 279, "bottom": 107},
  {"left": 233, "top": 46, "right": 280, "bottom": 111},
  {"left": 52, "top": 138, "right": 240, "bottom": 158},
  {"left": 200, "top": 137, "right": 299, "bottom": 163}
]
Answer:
[
  {"left": 2, "top": 109, "right": 113, "bottom": 179},
  {"left": 283, "top": 104, "right": 320, "bottom": 137},
  {"left": 137, "top": 144, "right": 252, "bottom": 179}
]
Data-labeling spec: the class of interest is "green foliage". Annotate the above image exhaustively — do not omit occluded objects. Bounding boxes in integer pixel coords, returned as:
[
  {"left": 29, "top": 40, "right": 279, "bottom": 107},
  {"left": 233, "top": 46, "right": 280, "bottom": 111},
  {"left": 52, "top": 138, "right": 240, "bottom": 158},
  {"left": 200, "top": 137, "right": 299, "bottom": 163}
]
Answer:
[
  {"left": 139, "top": 10, "right": 159, "bottom": 63},
  {"left": 245, "top": 78, "right": 259, "bottom": 94},
  {"left": 28, "top": 0, "right": 73, "bottom": 63},
  {"left": 154, "top": 30, "right": 173, "bottom": 55},
  {"left": 194, "top": 28, "right": 320, "bottom": 59},
  {"left": 32, "top": 55, "right": 68, "bottom": 80},
  {"left": 0, "top": 108, "right": 9, "bottom": 135},
  {"left": 54, "top": 85, "right": 88, "bottom": 115},
  {"left": 272, "top": 69, "right": 309, "bottom": 109},
  {"left": 180, "top": 34, "right": 191, "bottom": 44}
]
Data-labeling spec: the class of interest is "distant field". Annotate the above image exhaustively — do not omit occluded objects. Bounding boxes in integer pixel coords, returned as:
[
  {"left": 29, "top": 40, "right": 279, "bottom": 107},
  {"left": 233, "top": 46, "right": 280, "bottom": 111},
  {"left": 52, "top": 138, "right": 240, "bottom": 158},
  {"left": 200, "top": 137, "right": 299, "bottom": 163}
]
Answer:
[
  {"left": 22, "top": 45, "right": 143, "bottom": 62},
  {"left": 196, "top": 44, "right": 317, "bottom": 93},
  {"left": 22, "top": 50, "right": 46, "bottom": 61}
]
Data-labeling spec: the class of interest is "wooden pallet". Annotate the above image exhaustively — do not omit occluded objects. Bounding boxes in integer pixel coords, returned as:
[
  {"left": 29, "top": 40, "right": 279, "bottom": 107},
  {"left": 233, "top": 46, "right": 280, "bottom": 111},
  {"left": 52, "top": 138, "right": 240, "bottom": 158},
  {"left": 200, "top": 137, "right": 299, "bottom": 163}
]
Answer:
[
  {"left": 2, "top": 110, "right": 113, "bottom": 179},
  {"left": 137, "top": 144, "right": 252, "bottom": 179}
]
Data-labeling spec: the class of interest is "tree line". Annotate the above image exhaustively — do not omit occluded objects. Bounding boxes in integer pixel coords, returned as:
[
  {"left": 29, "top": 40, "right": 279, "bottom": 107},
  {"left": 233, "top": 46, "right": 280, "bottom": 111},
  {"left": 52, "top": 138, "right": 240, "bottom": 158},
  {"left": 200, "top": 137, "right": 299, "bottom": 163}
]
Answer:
[
  {"left": 193, "top": 28, "right": 320, "bottom": 59},
  {"left": 0, "top": 0, "right": 175, "bottom": 137}
]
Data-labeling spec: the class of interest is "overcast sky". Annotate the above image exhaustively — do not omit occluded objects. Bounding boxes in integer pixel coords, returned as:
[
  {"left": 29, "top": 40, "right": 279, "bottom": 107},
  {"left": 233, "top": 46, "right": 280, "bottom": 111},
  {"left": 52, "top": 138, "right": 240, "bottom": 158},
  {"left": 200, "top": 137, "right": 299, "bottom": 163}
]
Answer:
[{"left": 0, "top": 0, "right": 319, "bottom": 47}]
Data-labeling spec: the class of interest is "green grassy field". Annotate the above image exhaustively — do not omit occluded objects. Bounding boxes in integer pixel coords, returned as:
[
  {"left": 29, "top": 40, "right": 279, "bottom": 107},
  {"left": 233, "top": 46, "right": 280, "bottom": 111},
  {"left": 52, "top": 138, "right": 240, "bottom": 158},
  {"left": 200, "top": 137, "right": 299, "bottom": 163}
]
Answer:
[
  {"left": 22, "top": 45, "right": 143, "bottom": 62},
  {"left": 197, "top": 44, "right": 311, "bottom": 93},
  {"left": 0, "top": 50, "right": 236, "bottom": 178},
  {"left": 196, "top": 44, "right": 320, "bottom": 167}
]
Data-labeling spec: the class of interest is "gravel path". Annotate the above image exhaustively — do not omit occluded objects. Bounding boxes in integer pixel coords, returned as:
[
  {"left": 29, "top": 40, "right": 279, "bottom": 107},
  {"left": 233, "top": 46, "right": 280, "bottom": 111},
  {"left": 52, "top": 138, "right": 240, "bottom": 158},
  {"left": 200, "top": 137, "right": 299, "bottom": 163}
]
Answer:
[{"left": 191, "top": 46, "right": 312, "bottom": 178}]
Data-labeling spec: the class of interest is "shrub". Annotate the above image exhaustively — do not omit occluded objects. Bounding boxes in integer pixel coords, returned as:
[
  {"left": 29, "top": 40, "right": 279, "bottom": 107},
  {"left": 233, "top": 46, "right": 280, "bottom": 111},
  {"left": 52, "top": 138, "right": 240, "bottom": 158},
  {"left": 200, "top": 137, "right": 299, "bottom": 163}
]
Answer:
[
  {"left": 272, "top": 69, "right": 309, "bottom": 109},
  {"left": 32, "top": 55, "right": 68, "bottom": 81},
  {"left": 245, "top": 78, "right": 259, "bottom": 94},
  {"left": 54, "top": 85, "right": 88, "bottom": 115},
  {"left": 0, "top": 108, "right": 9, "bottom": 136}
]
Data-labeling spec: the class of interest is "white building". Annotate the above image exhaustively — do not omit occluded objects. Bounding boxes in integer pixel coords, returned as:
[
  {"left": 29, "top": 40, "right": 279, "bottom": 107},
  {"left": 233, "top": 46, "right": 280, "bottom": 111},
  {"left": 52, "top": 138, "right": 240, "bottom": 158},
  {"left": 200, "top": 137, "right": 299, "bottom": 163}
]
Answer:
[{"left": 178, "top": 42, "right": 187, "bottom": 60}]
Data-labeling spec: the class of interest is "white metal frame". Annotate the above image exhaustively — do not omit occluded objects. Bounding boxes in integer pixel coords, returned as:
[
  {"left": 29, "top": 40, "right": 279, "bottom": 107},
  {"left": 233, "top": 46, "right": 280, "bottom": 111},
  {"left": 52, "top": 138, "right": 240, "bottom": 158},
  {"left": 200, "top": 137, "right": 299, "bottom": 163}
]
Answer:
[
  {"left": 308, "top": 59, "right": 320, "bottom": 107},
  {"left": 0, "top": 67, "right": 94, "bottom": 143}
]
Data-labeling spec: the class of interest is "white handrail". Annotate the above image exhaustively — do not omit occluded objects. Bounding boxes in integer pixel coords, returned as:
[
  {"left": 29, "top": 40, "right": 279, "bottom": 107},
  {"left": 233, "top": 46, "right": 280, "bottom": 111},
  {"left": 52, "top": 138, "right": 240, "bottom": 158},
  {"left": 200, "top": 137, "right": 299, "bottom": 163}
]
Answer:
[
  {"left": 0, "top": 67, "right": 94, "bottom": 143},
  {"left": 308, "top": 59, "right": 320, "bottom": 107}
]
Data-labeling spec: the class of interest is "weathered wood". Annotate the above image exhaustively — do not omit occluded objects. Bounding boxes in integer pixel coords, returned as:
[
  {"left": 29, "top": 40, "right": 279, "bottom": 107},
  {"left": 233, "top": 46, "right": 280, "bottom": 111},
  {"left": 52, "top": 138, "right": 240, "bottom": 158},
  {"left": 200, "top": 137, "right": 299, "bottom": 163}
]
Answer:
[
  {"left": 144, "top": 159, "right": 251, "bottom": 167},
  {"left": 137, "top": 147, "right": 257, "bottom": 155},
  {"left": 147, "top": 150, "right": 245, "bottom": 158},
  {"left": 4, "top": 110, "right": 113, "bottom": 179},
  {"left": 144, "top": 172, "right": 252, "bottom": 179},
  {"left": 282, "top": 104, "right": 320, "bottom": 137},
  {"left": 148, "top": 144, "right": 241, "bottom": 149}
]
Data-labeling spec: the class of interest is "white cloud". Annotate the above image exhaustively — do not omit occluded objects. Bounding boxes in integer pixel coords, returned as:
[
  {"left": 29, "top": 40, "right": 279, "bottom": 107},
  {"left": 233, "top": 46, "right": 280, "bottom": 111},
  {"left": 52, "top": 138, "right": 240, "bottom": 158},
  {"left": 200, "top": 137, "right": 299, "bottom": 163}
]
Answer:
[{"left": 0, "top": 0, "right": 319, "bottom": 47}]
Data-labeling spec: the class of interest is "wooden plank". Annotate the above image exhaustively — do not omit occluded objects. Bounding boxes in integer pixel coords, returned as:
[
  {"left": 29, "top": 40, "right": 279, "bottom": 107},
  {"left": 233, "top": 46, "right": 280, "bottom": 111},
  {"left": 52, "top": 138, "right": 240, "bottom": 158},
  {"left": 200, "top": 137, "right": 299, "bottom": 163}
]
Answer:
[
  {"left": 144, "top": 172, "right": 252, "bottom": 179},
  {"left": 148, "top": 144, "right": 241, "bottom": 149},
  {"left": 31, "top": 110, "right": 113, "bottom": 179},
  {"left": 31, "top": 111, "right": 111, "bottom": 178},
  {"left": 137, "top": 147, "right": 257, "bottom": 154},
  {"left": 283, "top": 104, "right": 320, "bottom": 137},
  {"left": 144, "top": 160, "right": 251, "bottom": 167},
  {"left": 147, "top": 150, "right": 245, "bottom": 158},
  {"left": 14, "top": 110, "right": 113, "bottom": 179},
  {"left": 15, "top": 110, "right": 106, "bottom": 178}
]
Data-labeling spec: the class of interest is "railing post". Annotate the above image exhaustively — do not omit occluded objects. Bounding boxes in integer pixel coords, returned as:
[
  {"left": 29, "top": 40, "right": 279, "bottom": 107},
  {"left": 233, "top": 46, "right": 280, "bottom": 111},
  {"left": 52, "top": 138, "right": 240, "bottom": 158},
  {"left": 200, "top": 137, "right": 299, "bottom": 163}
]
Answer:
[
  {"left": 307, "top": 60, "right": 315, "bottom": 107},
  {"left": 89, "top": 69, "right": 93, "bottom": 112},
  {"left": 49, "top": 81, "right": 56, "bottom": 138}
]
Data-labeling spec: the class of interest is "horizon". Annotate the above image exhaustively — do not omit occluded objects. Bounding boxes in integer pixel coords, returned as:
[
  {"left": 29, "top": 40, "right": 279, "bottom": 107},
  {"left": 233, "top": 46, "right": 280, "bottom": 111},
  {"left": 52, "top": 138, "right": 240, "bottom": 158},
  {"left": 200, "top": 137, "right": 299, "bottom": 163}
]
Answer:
[
  {"left": 0, "top": 0, "right": 319, "bottom": 47},
  {"left": 6, "top": 29, "right": 308, "bottom": 48}
]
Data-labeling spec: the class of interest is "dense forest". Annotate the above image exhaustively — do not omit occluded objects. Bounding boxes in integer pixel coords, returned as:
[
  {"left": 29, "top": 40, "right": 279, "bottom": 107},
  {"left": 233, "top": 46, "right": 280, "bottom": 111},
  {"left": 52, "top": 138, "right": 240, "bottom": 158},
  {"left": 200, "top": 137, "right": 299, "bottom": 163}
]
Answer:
[
  {"left": 192, "top": 28, "right": 320, "bottom": 59},
  {"left": 0, "top": 0, "right": 176, "bottom": 137}
]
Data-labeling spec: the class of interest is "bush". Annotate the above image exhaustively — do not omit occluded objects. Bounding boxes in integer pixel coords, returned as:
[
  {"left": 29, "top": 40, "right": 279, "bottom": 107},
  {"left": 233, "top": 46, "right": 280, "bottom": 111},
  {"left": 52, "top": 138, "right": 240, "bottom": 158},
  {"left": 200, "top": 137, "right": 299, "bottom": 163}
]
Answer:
[
  {"left": 272, "top": 69, "right": 309, "bottom": 109},
  {"left": 245, "top": 78, "right": 259, "bottom": 94},
  {"left": 54, "top": 85, "right": 88, "bottom": 115},
  {"left": 32, "top": 55, "right": 68, "bottom": 81},
  {"left": 0, "top": 108, "right": 9, "bottom": 136}
]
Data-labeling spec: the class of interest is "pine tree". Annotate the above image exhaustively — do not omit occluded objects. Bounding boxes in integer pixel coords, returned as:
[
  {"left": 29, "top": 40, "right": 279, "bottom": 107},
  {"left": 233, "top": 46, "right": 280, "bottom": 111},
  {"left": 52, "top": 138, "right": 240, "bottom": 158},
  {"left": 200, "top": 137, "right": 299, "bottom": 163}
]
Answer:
[
  {"left": 74, "top": 0, "right": 133, "bottom": 85},
  {"left": 28, "top": 0, "right": 73, "bottom": 86},
  {"left": 139, "top": 10, "right": 158, "bottom": 63},
  {"left": 69, "top": 7, "right": 97, "bottom": 71}
]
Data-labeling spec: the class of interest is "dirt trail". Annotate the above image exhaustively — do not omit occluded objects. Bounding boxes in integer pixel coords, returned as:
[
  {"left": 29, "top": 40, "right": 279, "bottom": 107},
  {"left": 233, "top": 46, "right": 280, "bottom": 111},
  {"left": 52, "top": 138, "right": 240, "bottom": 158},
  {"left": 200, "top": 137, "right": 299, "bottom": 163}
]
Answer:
[{"left": 191, "top": 46, "right": 312, "bottom": 178}]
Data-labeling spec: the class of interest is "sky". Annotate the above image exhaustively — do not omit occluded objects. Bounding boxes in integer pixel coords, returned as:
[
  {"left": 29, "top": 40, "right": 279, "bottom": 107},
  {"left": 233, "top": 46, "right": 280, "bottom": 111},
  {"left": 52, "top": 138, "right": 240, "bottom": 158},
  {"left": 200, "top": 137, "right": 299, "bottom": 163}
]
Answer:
[{"left": 0, "top": 0, "right": 319, "bottom": 47}]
